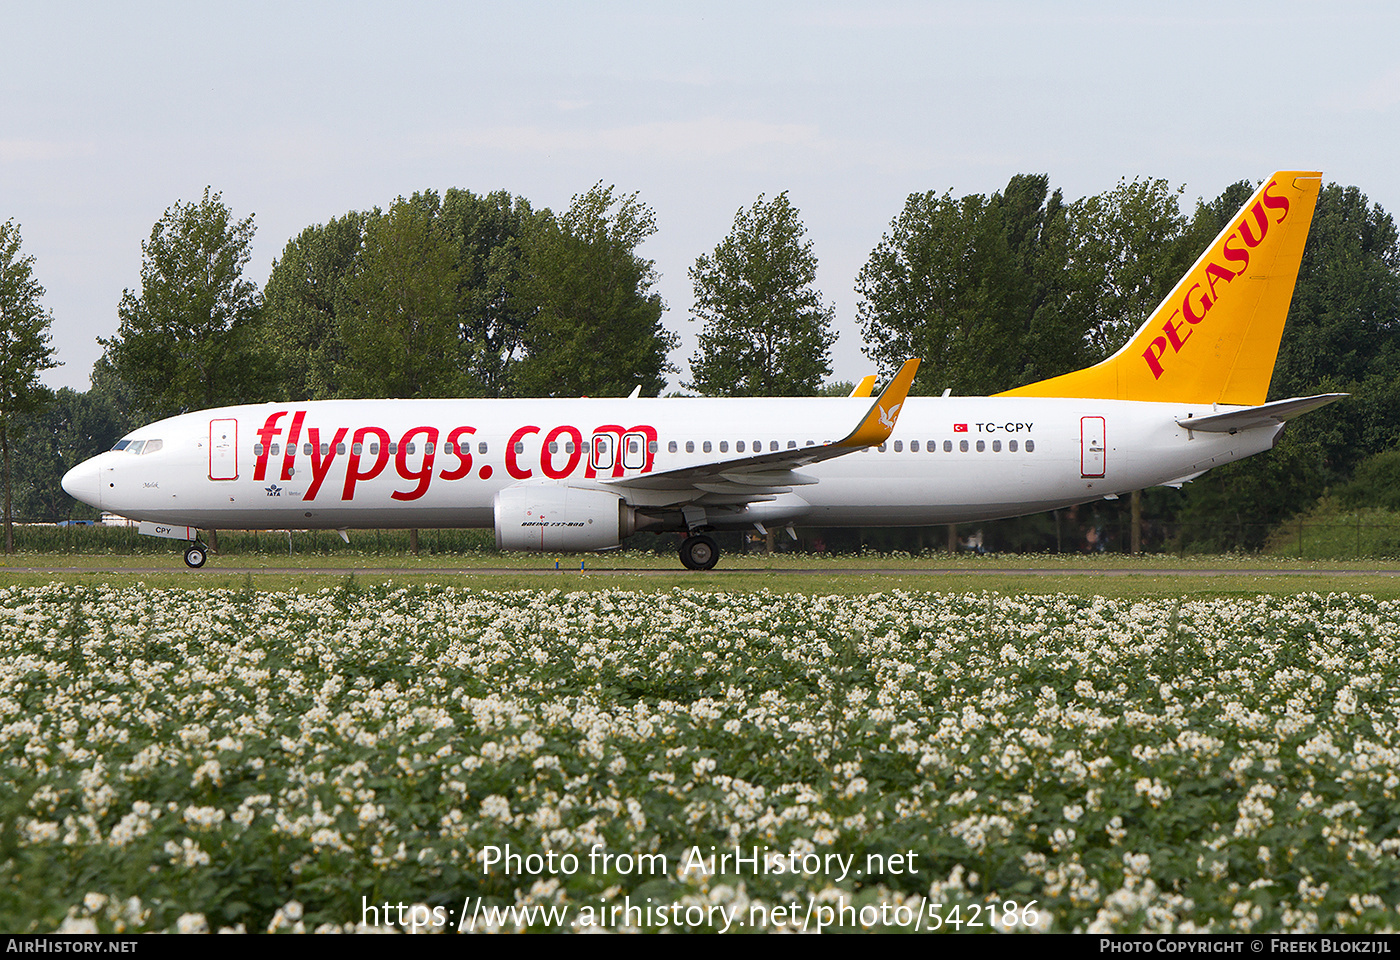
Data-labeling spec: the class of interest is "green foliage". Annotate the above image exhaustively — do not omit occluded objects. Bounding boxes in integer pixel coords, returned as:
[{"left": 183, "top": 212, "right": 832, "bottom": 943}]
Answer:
[
  {"left": 261, "top": 212, "right": 366, "bottom": 401},
  {"left": 1062, "top": 177, "right": 1195, "bottom": 360},
  {"left": 1261, "top": 497, "right": 1400, "bottom": 559},
  {"left": 11, "top": 386, "right": 125, "bottom": 520},
  {"left": 100, "top": 188, "right": 269, "bottom": 419},
  {"left": 0, "top": 221, "right": 58, "bottom": 419},
  {"left": 336, "top": 199, "right": 463, "bottom": 398},
  {"left": 437, "top": 189, "right": 539, "bottom": 398},
  {"left": 0, "top": 220, "right": 59, "bottom": 549},
  {"left": 857, "top": 174, "right": 1081, "bottom": 395},
  {"left": 511, "top": 183, "right": 676, "bottom": 398},
  {"left": 1337, "top": 449, "right": 1400, "bottom": 511},
  {"left": 1174, "top": 433, "right": 1330, "bottom": 552},
  {"left": 687, "top": 193, "right": 836, "bottom": 396}
]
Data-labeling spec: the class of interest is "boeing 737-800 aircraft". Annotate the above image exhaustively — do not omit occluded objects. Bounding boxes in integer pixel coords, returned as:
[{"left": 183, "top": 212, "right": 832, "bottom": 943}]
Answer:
[{"left": 62, "top": 171, "right": 1342, "bottom": 569}]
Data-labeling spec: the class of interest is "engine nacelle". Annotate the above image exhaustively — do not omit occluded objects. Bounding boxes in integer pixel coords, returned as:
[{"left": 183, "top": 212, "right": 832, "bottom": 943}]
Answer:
[{"left": 494, "top": 482, "right": 638, "bottom": 552}]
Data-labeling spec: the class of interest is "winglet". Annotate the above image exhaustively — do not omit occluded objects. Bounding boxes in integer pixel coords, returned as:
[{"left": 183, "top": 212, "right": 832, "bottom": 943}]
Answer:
[
  {"left": 839, "top": 359, "right": 920, "bottom": 447},
  {"left": 849, "top": 375, "right": 877, "bottom": 398}
]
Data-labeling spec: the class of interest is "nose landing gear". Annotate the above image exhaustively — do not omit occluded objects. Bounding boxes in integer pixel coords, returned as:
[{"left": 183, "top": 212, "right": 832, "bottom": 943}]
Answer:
[{"left": 183, "top": 542, "right": 208, "bottom": 568}]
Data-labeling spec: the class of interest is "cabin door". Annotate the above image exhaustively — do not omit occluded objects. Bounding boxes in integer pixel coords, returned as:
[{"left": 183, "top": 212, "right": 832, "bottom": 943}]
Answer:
[{"left": 210, "top": 419, "right": 238, "bottom": 480}]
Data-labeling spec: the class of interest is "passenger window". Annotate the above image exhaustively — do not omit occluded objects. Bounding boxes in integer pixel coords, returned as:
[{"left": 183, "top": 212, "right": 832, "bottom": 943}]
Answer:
[
  {"left": 910, "top": 440, "right": 919, "bottom": 452},
  {"left": 976, "top": 440, "right": 985, "bottom": 452},
  {"left": 270, "top": 444, "right": 279, "bottom": 457},
  {"left": 770, "top": 441, "right": 779, "bottom": 452},
  {"left": 648, "top": 441, "right": 658, "bottom": 453},
  {"left": 669, "top": 441, "right": 678, "bottom": 453},
  {"left": 960, "top": 440, "right": 968, "bottom": 452},
  {"left": 878, "top": 444, "right": 887, "bottom": 452},
  {"left": 944, "top": 440, "right": 952, "bottom": 452},
  {"left": 1026, "top": 439, "right": 1035, "bottom": 452},
  {"left": 686, "top": 440, "right": 695, "bottom": 453},
  {"left": 352, "top": 442, "right": 362, "bottom": 456},
  {"left": 703, "top": 441, "right": 712, "bottom": 453},
  {"left": 787, "top": 440, "right": 797, "bottom": 449},
  {"left": 254, "top": 443, "right": 264, "bottom": 457},
  {"left": 720, "top": 441, "right": 728, "bottom": 452},
  {"left": 444, "top": 442, "right": 453, "bottom": 455},
  {"left": 425, "top": 442, "right": 434, "bottom": 455},
  {"left": 549, "top": 442, "right": 558, "bottom": 454},
  {"left": 992, "top": 440, "right": 1001, "bottom": 452},
  {"left": 1009, "top": 440, "right": 1018, "bottom": 452},
  {"left": 370, "top": 443, "right": 379, "bottom": 455},
  {"left": 893, "top": 440, "right": 903, "bottom": 452},
  {"left": 478, "top": 442, "right": 488, "bottom": 455},
  {"left": 737, "top": 441, "right": 746, "bottom": 453},
  {"left": 513, "top": 441, "right": 523, "bottom": 454},
  {"left": 304, "top": 443, "right": 313, "bottom": 455},
  {"left": 336, "top": 442, "right": 346, "bottom": 455}
]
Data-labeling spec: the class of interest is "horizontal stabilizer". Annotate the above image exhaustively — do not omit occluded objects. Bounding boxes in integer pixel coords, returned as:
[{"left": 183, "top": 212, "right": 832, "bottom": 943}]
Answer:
[{"left": 1176, "top": 394, "right": 1347, "bottom": 433}]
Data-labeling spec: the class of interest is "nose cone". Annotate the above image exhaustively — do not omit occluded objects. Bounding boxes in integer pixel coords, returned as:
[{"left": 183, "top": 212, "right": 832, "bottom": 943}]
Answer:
[{"left": 61, "top": 457, "right": 103, "bottom": 510}]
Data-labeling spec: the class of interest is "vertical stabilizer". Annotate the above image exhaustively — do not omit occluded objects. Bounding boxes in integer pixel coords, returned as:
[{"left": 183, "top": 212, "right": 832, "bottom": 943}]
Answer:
[{"left": 997, "top": 171, "right": 1322, "bottom": 405}]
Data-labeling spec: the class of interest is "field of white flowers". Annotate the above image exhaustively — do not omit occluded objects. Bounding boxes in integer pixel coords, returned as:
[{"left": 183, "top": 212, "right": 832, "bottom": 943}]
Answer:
[{"left": 2, "top": 582, "right": 1399, "bottom": 933}]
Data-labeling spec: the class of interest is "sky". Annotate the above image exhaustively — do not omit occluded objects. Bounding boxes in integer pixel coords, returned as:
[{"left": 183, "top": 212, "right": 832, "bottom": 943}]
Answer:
[{"left": 4, "top": 0, "right": 1398, "bottom": 394}]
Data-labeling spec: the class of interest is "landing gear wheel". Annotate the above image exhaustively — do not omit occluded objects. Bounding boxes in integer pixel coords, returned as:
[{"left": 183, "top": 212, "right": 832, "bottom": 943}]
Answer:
[
  {"left": 184, "top": 543, "right": 207, "bottom": 569},
  {"left": 679, "top": 534, "right": 720, "bottom": 571}
]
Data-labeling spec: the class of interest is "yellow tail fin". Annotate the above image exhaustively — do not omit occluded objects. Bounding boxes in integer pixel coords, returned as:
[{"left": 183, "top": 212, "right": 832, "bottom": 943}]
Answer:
[{"left": 997, "top": 171, "right": 1322, "bottom": 405}]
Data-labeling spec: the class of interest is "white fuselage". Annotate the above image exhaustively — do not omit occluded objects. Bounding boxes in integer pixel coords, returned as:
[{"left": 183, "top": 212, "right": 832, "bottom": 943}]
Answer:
[{"left": 61, "top": 396, "right": 1278, "bottom": 533}]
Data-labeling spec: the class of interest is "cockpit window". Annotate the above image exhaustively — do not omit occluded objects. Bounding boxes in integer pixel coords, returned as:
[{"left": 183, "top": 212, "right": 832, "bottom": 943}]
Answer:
[{"left": 110, "top": 438, "right": 162, "bottom": 454}]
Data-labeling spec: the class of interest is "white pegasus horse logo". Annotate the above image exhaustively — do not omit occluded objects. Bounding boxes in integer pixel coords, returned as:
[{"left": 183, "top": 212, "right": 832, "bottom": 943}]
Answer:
[{"left": 879, "top": 401, "right": 902, "bottom": 430}]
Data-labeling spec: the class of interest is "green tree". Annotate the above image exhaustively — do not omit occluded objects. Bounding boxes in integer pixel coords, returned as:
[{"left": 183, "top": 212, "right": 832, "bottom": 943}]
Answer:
[
  {"left": 261, "top": 211, "right": 366, "bottom": 400},
  {"left": 13, "top": 386, "right": 125, "bottom": 520},
  {"left": 687, "top": 193, "right": 836, "bottom": 396},
  {"left": 511, "top": 183, "right": 676, "bottom": 397},
  {"left": 856, "top": 174, "right": 1077, "bottom": 396},
  {"left": 0, "top": 220, "right": 59, "bottom": 550},
  {"left": 1062, "top": 177, "right": 1195, "bottom": 360},
  {"left": 101, "top": 188, "right": 268, "bottom": 420},
  {"left": 335, "top": 198, "right": 463, "bottom": 398},
  {"left": 439, "top": 189, "right": 539, "bottom": 398}
]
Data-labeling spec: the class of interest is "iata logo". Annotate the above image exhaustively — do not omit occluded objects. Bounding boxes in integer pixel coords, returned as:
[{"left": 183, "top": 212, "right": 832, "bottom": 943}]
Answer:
[
  {"left": 1141, "top": 179, "right": 1291, "bottom": 380},
  {"left": 265, "top": 484, "right": 282, "bottom": 497}
]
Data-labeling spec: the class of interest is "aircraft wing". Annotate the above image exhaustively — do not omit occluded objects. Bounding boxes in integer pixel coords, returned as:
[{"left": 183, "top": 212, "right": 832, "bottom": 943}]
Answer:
[
  {"left": 606, "top": 359, "right": 919, "bottom": 502},
  {"left": 1176, "top": 394, "right": 1348, "bottom": 433}
]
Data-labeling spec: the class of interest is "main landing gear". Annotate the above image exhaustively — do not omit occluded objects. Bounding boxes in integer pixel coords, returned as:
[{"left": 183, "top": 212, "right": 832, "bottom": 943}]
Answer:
[
  {"left": 183, "top": 542, "right": 208, "bottom": 569},
  {"left": 679, "top": 534, "right": 720, "bottom": 571}
]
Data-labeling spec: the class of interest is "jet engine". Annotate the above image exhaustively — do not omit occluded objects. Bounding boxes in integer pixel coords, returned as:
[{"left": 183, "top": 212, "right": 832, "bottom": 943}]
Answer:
[{"left": 494, "top": 482, "right": 641, "bottom": 552}]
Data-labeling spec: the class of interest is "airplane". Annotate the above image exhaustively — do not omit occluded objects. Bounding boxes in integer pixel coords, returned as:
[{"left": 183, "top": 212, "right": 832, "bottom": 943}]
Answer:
[{"left": 62, "top": 171, "right": 1343, "bottom": 570}]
